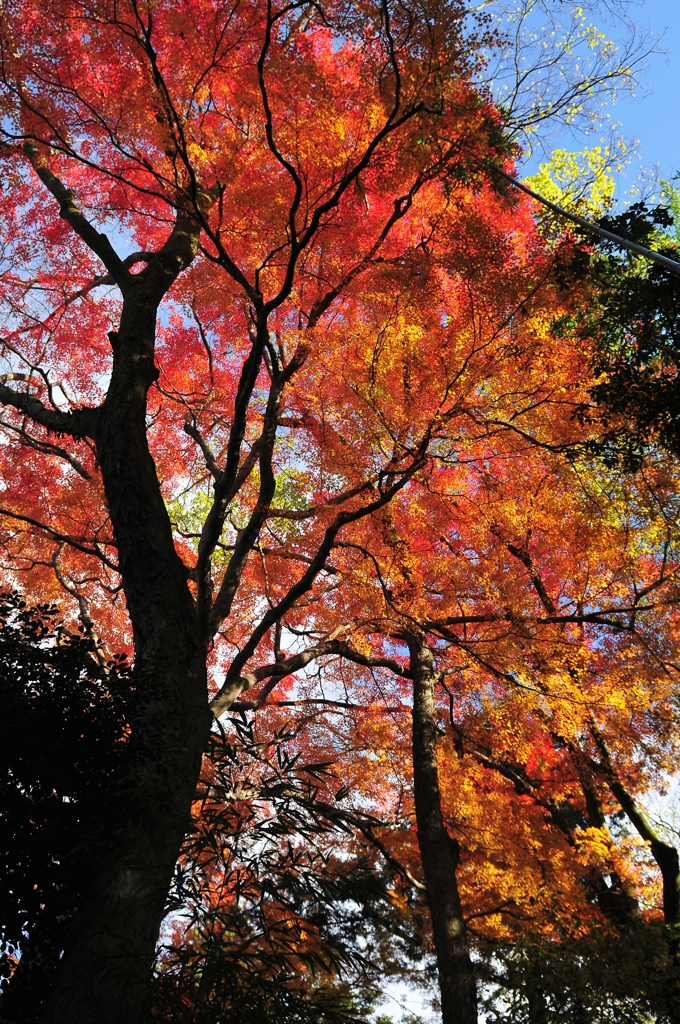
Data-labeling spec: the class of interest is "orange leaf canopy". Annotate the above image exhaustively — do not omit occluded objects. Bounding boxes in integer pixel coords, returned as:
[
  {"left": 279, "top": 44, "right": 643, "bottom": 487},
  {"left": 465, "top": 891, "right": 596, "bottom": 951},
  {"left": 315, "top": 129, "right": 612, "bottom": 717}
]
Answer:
[{"left": 0, "top": 0, "right": 678, "bottom": 958}]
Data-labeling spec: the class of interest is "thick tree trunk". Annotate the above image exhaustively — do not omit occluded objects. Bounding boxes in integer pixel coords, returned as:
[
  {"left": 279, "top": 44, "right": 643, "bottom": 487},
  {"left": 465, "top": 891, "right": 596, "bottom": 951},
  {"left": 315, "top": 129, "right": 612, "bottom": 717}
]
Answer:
[
  {"left": 39, "top": 287, "right": 212, "bottom": 1024},
  {"left": 408, "top": 635, "right": 478, "bottom": 1024}
]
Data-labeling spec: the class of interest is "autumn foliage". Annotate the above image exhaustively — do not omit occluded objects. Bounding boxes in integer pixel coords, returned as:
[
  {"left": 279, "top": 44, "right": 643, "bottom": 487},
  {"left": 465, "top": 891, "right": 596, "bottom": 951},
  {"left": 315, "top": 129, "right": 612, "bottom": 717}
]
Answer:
[{"left": 0, "top": 0, "right": 679, "bottom": 1021}]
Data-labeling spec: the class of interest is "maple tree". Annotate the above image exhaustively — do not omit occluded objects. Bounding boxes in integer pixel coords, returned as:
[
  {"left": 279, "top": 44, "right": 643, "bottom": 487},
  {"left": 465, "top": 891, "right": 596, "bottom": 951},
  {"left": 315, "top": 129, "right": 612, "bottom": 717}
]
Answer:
[
  {"left": 0, "top": 0, "right": 679, "bottom": 1021},
  {"left": 295, "top": 359, "right": 680, "bottom": 1019},
  {"left": 0, "top": 0, "right": 505, "bottom": 1019}
]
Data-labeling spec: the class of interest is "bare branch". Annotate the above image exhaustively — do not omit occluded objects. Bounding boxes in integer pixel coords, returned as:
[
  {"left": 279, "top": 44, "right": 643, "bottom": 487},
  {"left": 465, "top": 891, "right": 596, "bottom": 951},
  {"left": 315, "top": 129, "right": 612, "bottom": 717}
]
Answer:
[
  {"left": 266, "top": 479, "right": 375, "bottom": 520},
  {"left": 51, "top": 545, "right": 109, "bottom": 671},
  {"left": 183, "top": 420, "right": 221, "bottom": 481}
]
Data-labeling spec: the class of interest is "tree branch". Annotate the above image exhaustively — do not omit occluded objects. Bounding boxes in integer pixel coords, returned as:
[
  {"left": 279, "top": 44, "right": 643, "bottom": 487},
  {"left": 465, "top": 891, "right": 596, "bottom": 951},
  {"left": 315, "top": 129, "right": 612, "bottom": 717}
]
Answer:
[
  {"left": 506, "top": 540, "right": 557, "bottom": 614},
  {"left": 51, "top": 545, "right": 109, "bottom": 671},
  {"left": 219, "top": 450, "right": 427, "bottom": 680},
  {"left": 0, "top": 416, "right": 92, "bottom": 478},
  {"left": 183, "top": 420, "right": 222, "bottom": 481},
  {"left": 0, "top": 381, "right": 99, "bottom": 439},
  {"left": 210, "top": 637, "right": 411, "bottom": 719},
  {"left": 205, "top": 345, "right": 309, "bottom": 633},
  {"left": 24, "top": 144, "right": 130, "bottom": 288}
]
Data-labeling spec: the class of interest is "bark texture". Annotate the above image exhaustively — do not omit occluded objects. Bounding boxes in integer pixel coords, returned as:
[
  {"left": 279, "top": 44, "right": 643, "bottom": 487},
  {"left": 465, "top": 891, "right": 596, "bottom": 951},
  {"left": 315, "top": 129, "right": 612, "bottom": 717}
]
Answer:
[
  {"left": 408, "top": 635, "right": 478, "bottom": 1024},
  {"left": 39, "top": 236, "right": 212, "bottom": 1024}
]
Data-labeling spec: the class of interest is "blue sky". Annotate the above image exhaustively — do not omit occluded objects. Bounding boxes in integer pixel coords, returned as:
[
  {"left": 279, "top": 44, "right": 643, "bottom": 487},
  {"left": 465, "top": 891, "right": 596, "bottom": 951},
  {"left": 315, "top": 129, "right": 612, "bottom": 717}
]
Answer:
[
  {"left": 507, "top": 1, "right": 680, "bottom": 202},
  {"left": 613, "top": 0, "right": 680, "bottom": 183}
]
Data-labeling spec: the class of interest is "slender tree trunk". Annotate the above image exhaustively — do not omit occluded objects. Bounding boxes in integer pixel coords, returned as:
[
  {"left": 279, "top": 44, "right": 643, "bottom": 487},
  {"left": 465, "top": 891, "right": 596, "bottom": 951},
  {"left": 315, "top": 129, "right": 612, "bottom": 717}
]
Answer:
[
  {"left": 588, "top": 729, "right": 680, "bottom": 934},
  {"left": 40, "top": 283, "right": 212, "bottom": 1023},
  {"left": 408, "top": 635, "right": 478, "bottom": 1024}
]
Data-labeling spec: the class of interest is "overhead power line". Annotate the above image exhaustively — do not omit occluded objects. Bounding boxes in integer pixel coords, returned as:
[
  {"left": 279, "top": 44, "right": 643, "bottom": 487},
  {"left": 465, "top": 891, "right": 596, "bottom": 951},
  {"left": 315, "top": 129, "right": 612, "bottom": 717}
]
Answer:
[{"left": 494, "top": 167, "right": 680, "bottom": 278}]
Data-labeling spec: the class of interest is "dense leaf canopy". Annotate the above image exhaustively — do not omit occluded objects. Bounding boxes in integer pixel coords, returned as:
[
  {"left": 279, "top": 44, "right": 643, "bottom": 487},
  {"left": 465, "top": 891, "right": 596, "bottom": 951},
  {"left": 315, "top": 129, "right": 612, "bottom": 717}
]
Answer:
[{"left": 0, "top": 1, "right": 678, "bottom": 1021}]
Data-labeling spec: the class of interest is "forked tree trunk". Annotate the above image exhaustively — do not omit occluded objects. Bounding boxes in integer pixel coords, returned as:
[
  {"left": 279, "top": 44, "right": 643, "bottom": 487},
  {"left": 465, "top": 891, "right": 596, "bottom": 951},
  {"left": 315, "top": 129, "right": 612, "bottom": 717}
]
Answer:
[
  {"left": 39, "top": 284, "right": 212, "bottom": 1023},
  {"left": 408, "top": 635, "right": 478, "bottom": 1024}
]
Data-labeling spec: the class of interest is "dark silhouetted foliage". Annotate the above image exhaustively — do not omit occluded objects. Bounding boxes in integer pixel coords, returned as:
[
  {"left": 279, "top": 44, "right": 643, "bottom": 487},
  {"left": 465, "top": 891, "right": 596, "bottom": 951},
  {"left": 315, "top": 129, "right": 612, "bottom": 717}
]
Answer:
[
  {"left": 0, "top": 603, "right": 425, "bottom": 1023},
  {"left": 0, "top": 593, "right": 131, "bottom": 1022},
  {"left": 478, "top": 923, "right": 680, "bottom": 1023},
  {"left": 576, "top": 203, "right": 680, "bottom": 464},
  {"left": 152, "top": 714, "right": 430, "bottom": 1024}
]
